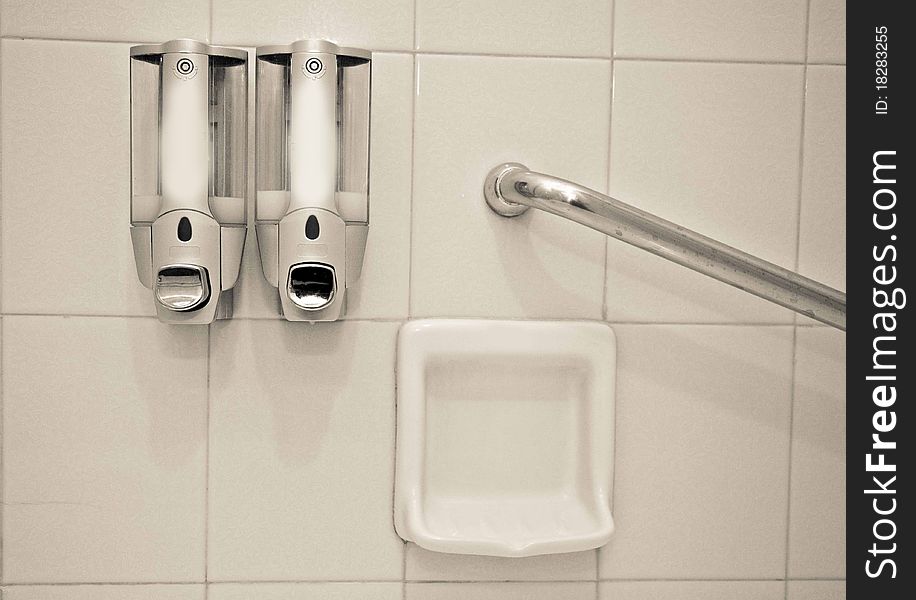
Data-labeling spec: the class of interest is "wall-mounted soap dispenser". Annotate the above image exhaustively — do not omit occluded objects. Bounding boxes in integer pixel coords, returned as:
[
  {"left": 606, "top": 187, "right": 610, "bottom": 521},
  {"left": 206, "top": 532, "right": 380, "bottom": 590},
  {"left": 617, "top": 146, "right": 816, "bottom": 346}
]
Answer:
[
  {"left": 255, "top": 40, "right": 371, "bottom": 322},
  {"left": 130, "top": 40, "right": 248, "bottom": 324}
]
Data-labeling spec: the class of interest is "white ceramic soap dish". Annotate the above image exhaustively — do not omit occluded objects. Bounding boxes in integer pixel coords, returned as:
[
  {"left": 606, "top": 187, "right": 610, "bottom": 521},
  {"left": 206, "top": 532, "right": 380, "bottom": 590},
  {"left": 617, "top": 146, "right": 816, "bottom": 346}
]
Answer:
[{"left": 394, "top": 319, "right": 616, "bottom": 557}]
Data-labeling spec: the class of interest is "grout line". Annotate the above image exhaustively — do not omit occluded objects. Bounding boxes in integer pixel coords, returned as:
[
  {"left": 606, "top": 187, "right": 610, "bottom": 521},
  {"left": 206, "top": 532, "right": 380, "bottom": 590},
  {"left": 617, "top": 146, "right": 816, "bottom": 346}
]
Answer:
[
  {"left": 402, "top": 545, "right": 408, "bottom": 600},
  {"left": 0, "top": 582, "right": 213, "bottom": 587},
  {"left": 612, "top": 56, "right": 843, "bottom": 66},
  {"left": 0, "top": 313, "right": 829, "bottom": 327},
  {"left": 331, "top": 49, "right": 605, "bottom": 62},
  {"left": 601, "top": 1, "right": 616, "bottom": 326},
  {"left": 598, "top": 4, "right": 618, "bottom": 592},
  {"left": 0, "top": 313, "right": 404, "bottom": 322},
  {"left": 1, "top": 30, "right": 5, "bottom": 585},
  {"left": 2, "top": 34, "right": 5, "bottom": 318},
  {"left": 403, "top": 15, "right": 418, "bottom": 590},
  {"left": 412, "top": 0, "right": 418, "bottom": 52},
  {"left": 598, "top": 578, "right": 845, "bottom": 583},
  {"left": 0, "top": 36, "right": 847, "bottom": 67},
  {"left": 600, "top": 59, "right": 613, "bottom": 325},
  {"left": 600, "top": 241, "right": 608, "bottom": 321},
  {"left": 406, "top": 54, "right": 418, "bottom": 320},
  {"left": 791, "top": 8, "right": 812, "bottom": 321},
  {"left": 784, "top": 3, "right": 812, "bottom": 594},
  {"left": 204, "top": 324, "right": 212, "bottom": 596},
  {"left": 0, "top": 578, "right": 846, "bottom": 587},
  {"left": 605, "top": 321, "right": 801, "bottom": 327},
  {"left": 205, "top": 11, "right": 214, "bottom": 600},
  {"left": 0, "top": 313, "right": 159, "bottom": 319},
  {"left": 1, "top": 316, "right": 4, "bottom": 585},
  {"left": 0, "top": 36, "right": 161, "bottom": 46},
  {"left": 783, "top": 325, "right": 800, "bottom": 592}
]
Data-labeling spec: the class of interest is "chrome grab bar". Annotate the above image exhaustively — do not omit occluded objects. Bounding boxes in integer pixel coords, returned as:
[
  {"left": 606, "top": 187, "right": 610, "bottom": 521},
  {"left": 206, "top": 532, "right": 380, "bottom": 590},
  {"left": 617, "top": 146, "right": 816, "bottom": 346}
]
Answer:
[{"left": 484, "top": 163, "right": 846, "bottom": 330}]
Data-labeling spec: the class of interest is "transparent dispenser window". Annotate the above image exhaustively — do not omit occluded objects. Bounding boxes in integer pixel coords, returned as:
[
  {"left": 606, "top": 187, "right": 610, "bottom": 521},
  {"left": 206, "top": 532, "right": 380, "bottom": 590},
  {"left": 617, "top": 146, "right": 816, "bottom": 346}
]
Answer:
[
  {"left": 256, "top": 56, "right": 291, "bottom": 221},
  {"left": 208, "top": 56, "right": 247, "bottom": 225},
  {"left": 130, "top": 55, "right": 161, "bottom": 224},
  {"left": 337, "top": 57, "right": 370, "bottom": 224}
]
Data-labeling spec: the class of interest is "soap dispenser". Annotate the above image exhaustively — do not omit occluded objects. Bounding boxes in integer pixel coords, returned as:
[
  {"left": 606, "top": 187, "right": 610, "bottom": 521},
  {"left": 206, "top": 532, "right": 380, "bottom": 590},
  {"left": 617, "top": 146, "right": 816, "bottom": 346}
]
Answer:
[
  {"left": 255, "top": 40, "right": 371, "bottom": 322},
  {"left": 130, "top": 40, "right": 248, "bottom": 324}
]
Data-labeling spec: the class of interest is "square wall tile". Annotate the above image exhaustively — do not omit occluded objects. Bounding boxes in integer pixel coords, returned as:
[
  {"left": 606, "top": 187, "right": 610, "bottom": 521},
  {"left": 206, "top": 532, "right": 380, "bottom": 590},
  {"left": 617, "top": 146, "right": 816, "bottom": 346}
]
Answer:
[
  {"left": 406, "top": 543, "right": 595, "bottom": 581},
  {"left": 1, "top": 40, "right": 153, "bottom": 316},
  {"left": 345, "top": 53, "right": 413, "bottom": 319},
  {"left": 2, "top": 316, "right": 208, "bottom": 583},
  {"left": 207, "top": 320, "right": 402, "bottom": 580},
  {"left": 787, "top": 581, "right": 846, "bottom": 600},
  {"left": 234, "top": 53, "right": 414, "bottom": 320},
  {"left": 3, "top": 586, "right": 205, "bottom": 600},
  {"left": 788, "top": 327, "right": 846, "bottom": 578},
  {"left": 209, "top": 583, "right": 402, "bottom": 600},
  {"left": 1, "top": 0, "right": 207, "bottom": 41},
  {"left": 211, "top": 0, "right": 413, "bottom": 49},
  {"left": 411, "top": 55, "right": 610, "bottom": 319},
  {"left": 614, "top": 0, "right": 807, "bottom": 61},
  {"left": 606, "top": 61, "right": 804, "bottom": 323},
  {"left": 599, "top": 581, "right": 786, "bottom": 600},
  {"left": 406, "top": 583, "right": 596, "bottom": 600},
  {"left": 416, "top": 0, "right": 611, "bottom": 57},
  {"left": 808, "top": 0, "right": 846, "bottom": 64},
  {"left": 798, "top": 67, "right": 845, "bottom": 292},
  {"left": 599, "top": 325, "right": 794, "bottom": 579}
]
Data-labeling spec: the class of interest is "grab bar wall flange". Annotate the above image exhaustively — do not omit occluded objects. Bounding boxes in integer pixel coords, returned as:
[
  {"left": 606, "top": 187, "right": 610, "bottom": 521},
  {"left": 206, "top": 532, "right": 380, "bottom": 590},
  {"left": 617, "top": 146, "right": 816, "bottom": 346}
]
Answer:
[{"left": 483, "top": 163, "right": 846, "bottom": 331}]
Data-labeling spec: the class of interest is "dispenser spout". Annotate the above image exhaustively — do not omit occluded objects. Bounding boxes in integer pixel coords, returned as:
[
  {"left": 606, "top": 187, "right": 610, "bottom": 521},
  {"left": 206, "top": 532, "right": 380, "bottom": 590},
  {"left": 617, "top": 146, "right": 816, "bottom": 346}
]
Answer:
[{"left": 287, "top": 263, "right": 337, "bottom": 310}]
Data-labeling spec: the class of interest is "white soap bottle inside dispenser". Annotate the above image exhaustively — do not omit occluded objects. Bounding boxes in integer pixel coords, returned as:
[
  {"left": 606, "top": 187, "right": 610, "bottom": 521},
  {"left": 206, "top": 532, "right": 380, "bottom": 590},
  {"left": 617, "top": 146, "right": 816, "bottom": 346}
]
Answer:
[
  {"left": 129, "top": 40, "right": 248, "bottom": 324},
  {"left": 255, "top": 40, "right": 371, "bottom": 322}
]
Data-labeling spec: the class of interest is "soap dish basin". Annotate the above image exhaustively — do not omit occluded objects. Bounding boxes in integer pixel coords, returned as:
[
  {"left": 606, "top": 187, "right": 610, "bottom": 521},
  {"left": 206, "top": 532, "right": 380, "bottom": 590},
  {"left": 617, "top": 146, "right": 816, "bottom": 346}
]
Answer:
[{"left": 394, "top": 319, "right": 616, "bottom": 557}]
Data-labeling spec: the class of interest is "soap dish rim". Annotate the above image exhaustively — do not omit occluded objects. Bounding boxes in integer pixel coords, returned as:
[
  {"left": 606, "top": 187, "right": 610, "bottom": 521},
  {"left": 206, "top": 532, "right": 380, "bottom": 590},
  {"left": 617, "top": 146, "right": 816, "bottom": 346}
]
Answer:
[{"left": 393, "top": 318, "right": 616, "bottom": 558}]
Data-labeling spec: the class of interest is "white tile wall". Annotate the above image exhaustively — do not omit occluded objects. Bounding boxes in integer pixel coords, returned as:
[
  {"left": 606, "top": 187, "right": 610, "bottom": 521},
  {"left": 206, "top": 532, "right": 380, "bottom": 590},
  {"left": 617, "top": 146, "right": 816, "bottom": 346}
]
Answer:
[
  {"left": 788, "top": 327, "right": 846, "bottom": 578},
  {"left": 2, "top": 316, "right": 207, "bottom": 582},
  {"left": 0, "top": 0, "right": 845, "bottom": 597},
  {"left": 1, "top": 0, "right": 209, "bottom": 42},
  {"left": 209, "top": 583, "right": 403, "bottom": 600},
  {"left": 598, "top": 325, "right": 794, "bottom": 579},
  {"left": 211, "top": 0, "right": 413, "bottom": 50},
  {"left": 786, "top": 580, "right": 846, "bottom": 600},
  {"left": 1, "top": 40, "right": 153, "bottom": 316},
  {"left": 2, "top": 586, "right": 205, "bottom": 600},
  {"left": 599, "top": 580, "right": 786, "bottom": 600},
  {"left": 798, "top": 66, "right": 846, "bottom": 291},
  {"left": 410, "top": 55, "right": 609, "bottom": 319},
  {"left": 406, "top": 582, "right": 596, "bottom": 600},
  {"left": 807, "top": 0, "right": 846, "bottom": 64},
  {"left": 606, "top": 61, "right": 803, "bottom": 324},
  {"left": 207, "top": 320, "right": 402, "bottom": 581},
  {"left": 613, "top": 0, "right": 808, "bottom": 62},
  {"left": 415, "top": 0, "right": 612, "bottom": 57}
]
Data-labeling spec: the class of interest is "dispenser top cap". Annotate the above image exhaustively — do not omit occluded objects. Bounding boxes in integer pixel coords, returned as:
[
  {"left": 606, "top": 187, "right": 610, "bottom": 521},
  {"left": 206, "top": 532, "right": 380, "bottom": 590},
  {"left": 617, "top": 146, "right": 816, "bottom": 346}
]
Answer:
[
  {"left": 256, "top": 39, "right": 371, "bottom": 63},
  {"left": 130, "top": 39, "right": 247, "bottom": 64}
]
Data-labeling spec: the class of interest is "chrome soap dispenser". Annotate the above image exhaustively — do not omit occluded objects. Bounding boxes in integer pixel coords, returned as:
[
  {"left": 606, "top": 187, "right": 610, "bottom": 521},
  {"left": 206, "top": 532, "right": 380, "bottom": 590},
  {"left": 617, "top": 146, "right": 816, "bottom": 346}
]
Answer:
[
  {"left": 130, "top": 40, "right": 248, "bottom": 324},
  {"left": 255, "top": 40, "right": 371, "bottom": 322}
]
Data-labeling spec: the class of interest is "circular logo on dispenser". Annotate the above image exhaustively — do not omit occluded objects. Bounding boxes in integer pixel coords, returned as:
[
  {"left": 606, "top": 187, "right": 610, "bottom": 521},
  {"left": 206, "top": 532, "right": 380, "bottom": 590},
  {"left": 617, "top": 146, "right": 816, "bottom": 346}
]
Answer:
[
  {"left": 173, "top": 57, "right": 198, "bottom": 80},
  {"left": 302, "top": 57, "right": 326, "bottom": 80}
]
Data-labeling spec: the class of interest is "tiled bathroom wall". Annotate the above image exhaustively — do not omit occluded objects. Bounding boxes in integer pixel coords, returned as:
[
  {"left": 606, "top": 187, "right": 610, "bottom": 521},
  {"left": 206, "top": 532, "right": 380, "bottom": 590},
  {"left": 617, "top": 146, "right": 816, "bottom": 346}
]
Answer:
[{"left": 0, "top": 1, "right": 846, "bottom": 598}]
